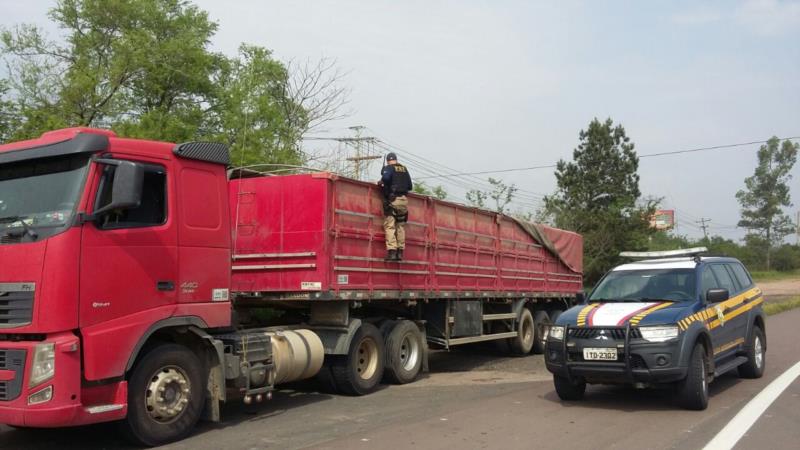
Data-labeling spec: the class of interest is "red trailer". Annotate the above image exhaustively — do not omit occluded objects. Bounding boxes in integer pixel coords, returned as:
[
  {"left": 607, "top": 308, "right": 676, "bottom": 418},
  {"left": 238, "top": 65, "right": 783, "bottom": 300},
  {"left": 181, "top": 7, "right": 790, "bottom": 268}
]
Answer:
[
  {"left": 229, "top": 172, "right": 582, "bottom": 359},
  {"left": 0, "top": 128, "right": 583, "bottom": 445},
  {"left": 230, "top": 173, "right": 583, "bottom": 300}
]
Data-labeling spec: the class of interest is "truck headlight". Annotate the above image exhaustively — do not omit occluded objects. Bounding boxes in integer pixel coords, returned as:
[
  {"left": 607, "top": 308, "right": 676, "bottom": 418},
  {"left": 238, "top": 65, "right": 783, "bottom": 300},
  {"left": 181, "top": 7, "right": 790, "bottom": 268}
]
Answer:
[
  {"left": 29, "top": 343, "right": 55, "bottom": 387},
  {"left": 639, "top": 326, "right": 679, "bottom": 342},
  {"left": 548, "top": 325, "right": 565, "bottom": 341}
]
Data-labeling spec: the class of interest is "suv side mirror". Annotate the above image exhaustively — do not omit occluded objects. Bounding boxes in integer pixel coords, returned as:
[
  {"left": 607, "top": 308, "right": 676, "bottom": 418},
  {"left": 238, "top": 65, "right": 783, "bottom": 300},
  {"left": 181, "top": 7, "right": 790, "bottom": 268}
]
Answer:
[
  {"left": 706, "top": 288, "right": 729, "bottom": 304},
  {"left": 576, "top": 292, "right": 587, "bottom": 304},
  {"left": 91, "top": 159, "right": 144, "bottom": 217}
]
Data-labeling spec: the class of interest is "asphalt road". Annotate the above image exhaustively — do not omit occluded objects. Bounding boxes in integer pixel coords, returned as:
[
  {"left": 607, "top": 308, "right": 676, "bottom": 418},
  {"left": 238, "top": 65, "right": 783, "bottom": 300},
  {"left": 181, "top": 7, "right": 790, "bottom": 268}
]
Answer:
[{"left": 2, "top": 308, "right": 799, "bottom": 449}]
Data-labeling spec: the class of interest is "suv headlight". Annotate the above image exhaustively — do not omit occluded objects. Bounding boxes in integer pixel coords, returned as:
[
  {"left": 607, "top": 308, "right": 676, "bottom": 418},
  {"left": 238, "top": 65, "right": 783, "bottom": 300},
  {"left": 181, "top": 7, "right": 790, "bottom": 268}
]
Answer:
[
  {"left": 29, "top": 342, "right": 55, "bottom": 387},
  {"left": 548, "top": 325, "right": 565, "bottom": 341},
  {"left": 639, "top": 326, "right": 679, "bottom": 342}
]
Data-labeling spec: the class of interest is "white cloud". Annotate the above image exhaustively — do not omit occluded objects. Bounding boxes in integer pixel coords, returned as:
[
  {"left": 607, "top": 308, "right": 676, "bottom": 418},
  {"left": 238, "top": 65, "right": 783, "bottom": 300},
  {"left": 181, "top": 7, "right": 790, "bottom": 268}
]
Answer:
[
  {"left": 735, "top": 0, "right": 800, "bottom": 36},
  {"left": 671, "top": 9, "right": 723, "bottom": 25}
]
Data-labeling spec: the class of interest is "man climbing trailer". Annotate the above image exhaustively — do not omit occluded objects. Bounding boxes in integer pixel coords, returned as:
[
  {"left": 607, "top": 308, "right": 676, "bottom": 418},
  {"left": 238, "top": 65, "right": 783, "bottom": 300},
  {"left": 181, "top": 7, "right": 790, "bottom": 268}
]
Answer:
[
  {"left": 378, "top": 152, "right": 413, "bottom": 261},
  {"left": 0, "top": 128, "right": 583, "bottom": 445}
]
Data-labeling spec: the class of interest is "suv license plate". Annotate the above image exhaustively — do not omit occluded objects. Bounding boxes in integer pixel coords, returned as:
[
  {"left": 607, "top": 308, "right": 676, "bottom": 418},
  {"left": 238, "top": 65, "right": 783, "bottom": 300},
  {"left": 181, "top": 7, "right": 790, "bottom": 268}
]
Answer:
[{"left": 583, "top": 348, "right": 617, "bottom": 361}]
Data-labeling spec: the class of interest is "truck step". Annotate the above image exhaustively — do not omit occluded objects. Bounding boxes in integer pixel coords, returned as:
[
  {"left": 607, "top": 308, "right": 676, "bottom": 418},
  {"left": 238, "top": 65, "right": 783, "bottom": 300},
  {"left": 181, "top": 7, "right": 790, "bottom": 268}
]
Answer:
[{"left": 713, "top": 356, "right": 748, "bottom": 377}]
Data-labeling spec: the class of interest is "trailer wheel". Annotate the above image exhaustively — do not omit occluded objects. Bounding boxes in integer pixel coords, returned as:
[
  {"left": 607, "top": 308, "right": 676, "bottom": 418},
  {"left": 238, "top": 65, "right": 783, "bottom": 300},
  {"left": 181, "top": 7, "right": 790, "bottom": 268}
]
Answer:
[
  {"left": 532, "top": 310, "right": 551, "bottom": 354},
  {"left": 510, "top": 308, "right": 536, "bottom": 355},
  {"left": 121, "top": 344, "right": 205, "bottom": 446},
  {"left": 331, "top": 323, "right": 385, "bottom": 395},
  {"left": 384, "top": 321, "right": 424, "bottom": 384}
]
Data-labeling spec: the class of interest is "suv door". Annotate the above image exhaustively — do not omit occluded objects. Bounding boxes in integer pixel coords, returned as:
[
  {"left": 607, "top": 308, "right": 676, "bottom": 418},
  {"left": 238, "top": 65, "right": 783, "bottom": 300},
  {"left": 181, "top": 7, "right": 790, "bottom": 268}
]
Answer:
[
  {"left": 725, "top": 262, "right": 757, "bottom": 348},
  {"left": 708, "top": 264, "right": 741, "bottom": 360}
]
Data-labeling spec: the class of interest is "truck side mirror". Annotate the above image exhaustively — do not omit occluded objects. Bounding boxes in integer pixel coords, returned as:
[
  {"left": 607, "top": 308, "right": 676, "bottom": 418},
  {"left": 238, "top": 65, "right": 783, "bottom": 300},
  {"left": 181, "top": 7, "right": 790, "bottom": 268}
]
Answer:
[
  {"left": 706, "top": 288, "right": 729, "bottom": 304},
  {"left": 91, "top": 159, "right": 144, "bottom": 217}
]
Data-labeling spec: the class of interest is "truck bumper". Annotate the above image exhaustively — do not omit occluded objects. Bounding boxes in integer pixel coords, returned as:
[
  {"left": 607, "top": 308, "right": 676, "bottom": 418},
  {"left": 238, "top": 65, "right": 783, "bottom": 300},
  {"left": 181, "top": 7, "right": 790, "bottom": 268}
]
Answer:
[{"left": 0, "top": 332, "right": 128, "bottom": 428}]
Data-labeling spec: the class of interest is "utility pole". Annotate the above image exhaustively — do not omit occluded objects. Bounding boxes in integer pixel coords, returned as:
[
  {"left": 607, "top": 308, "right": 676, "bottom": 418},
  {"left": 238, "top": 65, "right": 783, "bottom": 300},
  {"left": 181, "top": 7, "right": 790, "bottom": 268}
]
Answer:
[
  {"left": 344, "top": 126, "right": 380, "bottom": 180},
  {"left": 696, "top": 218, "right": 711, "bottom": 241}
]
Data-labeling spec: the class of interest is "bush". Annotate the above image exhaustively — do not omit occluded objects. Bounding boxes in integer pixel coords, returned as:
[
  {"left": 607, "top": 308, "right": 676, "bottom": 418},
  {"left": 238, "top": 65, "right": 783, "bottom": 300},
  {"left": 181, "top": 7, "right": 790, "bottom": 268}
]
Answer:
[{"left": 772, "top": 244, "right": 800, "bottom": 272}]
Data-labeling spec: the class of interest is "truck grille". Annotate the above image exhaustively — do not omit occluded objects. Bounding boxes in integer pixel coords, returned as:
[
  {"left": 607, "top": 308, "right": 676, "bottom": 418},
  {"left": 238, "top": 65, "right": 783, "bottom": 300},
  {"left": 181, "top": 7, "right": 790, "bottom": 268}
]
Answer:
[
  {"left": 568, "top": 327, "right": 642, "bottom": 340},
  {"left": 0, "top": 349, "right": 26, "bottom": 401},
  {"left": 0, "top": 283, "right": 35, "bottom": 328}
]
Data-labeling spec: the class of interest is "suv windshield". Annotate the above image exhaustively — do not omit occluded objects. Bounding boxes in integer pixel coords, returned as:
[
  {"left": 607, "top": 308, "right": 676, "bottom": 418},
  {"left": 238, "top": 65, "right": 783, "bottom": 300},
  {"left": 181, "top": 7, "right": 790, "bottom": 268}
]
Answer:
[
  {"left": 589, "top": 268, "right": 697, "bottom": 302},
  {"left": 0, "top": 153, "right": 91, "bottom": 242}
]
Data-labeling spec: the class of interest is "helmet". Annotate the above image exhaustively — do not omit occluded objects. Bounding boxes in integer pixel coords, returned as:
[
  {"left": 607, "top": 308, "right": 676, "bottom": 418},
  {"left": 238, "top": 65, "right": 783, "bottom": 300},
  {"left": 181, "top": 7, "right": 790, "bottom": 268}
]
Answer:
[{"left": 386, "top": 152, "right": 397, "bottom": 162}]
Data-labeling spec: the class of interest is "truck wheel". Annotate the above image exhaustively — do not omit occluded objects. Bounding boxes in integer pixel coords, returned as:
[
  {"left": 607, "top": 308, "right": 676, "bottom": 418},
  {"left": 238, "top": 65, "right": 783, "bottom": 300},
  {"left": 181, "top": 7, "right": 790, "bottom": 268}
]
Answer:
[
  {"left": 738, "top": 326, "right": 766, "bottom": 379},
  {"left": 122, "top": 344, "right": 205, "bottom": 446},
  {"left": 510, "top": 308, "right": 535, "bottom": 355},
  {"left": 676, "top": 343, "right": 709, "bottom": 410},
  {"left": 331, "top": 323, "right": 385, "bottom": 395},
  {"left": 532, "top": 310, "right": 551, "bottom": 354},
  {"left": 384, "top": 320, "right": 424, "bottom": 384},
  {"left": 553, "top": 374, "right": 585, "bottom": 401},
  {"left": 315, "top": 359, "right": 339, "bottom": 394}
]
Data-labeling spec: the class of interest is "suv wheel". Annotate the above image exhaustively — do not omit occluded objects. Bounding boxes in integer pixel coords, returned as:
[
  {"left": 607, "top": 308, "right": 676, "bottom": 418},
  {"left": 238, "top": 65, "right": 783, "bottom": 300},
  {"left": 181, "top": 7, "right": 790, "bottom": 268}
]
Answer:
[
  {"left": 676, "top": 343, "right": 709, "bottom": 410},
  {"left": 738, "top": 326, "right": 766, "bottom": 379},
  {"left": 553, "top": 374, "right": 586, "bottom": 401}
]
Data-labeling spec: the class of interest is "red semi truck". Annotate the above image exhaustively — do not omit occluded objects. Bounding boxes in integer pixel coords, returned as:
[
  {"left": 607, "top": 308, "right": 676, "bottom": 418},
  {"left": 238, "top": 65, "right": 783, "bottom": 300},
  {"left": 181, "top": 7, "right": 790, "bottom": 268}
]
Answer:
[{"left": 0, "top": 128, "right": 583, "bottom": 445}]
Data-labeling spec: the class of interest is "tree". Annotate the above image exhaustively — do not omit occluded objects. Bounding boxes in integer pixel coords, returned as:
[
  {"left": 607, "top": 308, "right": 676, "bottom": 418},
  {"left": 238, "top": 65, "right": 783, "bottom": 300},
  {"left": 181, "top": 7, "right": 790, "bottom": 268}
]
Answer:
[
  {"left": 0, "top": 0, "right": 347, "bottom": 166},
  {"left": 466, "top": 177, "right": 518, "bottom": 213},
  {"left": 736, "top": 137, "right": 798, "bottom": 270},
  {"left": 0, "top": 80, "right": 18, "bottom": 142},
  {"left": 543, "top": 118, "right": 658, "bottom": 283},
  {"left": 412, "top": 181, "right": 448, "bottom": 200}
]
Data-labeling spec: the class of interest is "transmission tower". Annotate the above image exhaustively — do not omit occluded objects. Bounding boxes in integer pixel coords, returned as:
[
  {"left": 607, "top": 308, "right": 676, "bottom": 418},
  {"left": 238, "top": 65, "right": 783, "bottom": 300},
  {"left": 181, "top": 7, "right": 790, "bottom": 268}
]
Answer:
[{"left": 344, "top": 126, "right": 381, "bottom": 180}]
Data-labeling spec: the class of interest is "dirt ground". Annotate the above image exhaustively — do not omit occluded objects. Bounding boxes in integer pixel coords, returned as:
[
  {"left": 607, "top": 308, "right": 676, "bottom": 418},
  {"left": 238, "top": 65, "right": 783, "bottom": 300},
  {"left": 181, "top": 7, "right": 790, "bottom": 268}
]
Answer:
[{"left": 758, "top": 277, "right": 800, "bottom": 301}]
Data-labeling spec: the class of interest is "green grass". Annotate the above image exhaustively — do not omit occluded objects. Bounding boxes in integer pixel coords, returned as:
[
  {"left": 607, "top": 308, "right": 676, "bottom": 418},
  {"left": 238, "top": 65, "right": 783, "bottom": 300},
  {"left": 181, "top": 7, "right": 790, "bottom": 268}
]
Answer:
[
  {"left": 750, "top": 269, "right": 800, "bottom": 282},
  {"left": 763, "top": 296, "right": 800, "bottom": 316}
]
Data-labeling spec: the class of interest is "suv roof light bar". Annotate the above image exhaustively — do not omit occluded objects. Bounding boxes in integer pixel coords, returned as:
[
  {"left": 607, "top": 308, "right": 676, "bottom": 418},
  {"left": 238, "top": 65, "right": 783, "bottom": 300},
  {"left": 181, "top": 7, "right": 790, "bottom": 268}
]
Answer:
[{"left": 619, "top": 247, "right": 708, "bottom": 260}]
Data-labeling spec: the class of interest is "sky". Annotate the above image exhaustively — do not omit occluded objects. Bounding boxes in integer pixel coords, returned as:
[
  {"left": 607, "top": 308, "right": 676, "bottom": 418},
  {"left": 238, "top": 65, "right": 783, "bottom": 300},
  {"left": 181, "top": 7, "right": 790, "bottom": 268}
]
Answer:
[{"left": 2, "top": 0, "right": 799, "bottom": 241}]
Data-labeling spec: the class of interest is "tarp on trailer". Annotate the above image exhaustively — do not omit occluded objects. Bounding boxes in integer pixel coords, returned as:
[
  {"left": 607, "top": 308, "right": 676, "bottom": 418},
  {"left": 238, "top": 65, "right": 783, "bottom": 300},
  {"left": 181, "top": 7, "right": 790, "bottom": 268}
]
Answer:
[{"left": 515, "top": 220, "right": 583, "bottom": 275}]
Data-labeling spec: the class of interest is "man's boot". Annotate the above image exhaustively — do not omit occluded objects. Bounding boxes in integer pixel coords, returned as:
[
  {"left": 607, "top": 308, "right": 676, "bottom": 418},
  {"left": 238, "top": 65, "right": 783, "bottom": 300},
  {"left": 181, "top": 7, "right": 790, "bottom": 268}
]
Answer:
[
  {"left": 385, "top": 249, "right": 397, "bottom": 261},
  {"left": 396, "top": 249, "right": 404, "bottom": 261}
]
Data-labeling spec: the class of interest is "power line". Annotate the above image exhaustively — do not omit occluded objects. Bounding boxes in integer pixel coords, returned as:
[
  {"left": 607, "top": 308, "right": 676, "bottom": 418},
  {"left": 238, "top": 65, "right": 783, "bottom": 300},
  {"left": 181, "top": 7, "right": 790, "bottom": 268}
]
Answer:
[
  {"left": 370, "top": 138, "right": 546, "bottom": 202},
  {"left": 414, "top": 136, "right": 800, "bottom": 180}
]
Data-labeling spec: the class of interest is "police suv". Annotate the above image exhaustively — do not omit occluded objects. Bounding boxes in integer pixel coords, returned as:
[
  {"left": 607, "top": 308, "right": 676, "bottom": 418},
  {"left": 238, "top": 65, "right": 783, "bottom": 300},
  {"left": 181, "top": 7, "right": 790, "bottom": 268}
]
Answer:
[{"left": 544, "top": 248, "right": 766, "bottom": 410}]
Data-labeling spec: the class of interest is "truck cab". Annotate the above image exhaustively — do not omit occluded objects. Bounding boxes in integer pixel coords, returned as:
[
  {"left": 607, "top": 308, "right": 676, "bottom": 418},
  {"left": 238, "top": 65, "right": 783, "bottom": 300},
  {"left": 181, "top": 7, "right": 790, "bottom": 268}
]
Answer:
[
  {"left": 544, "top": 248, "right": 767, "bottom": 410},
  {"left": 0, "top": 128, "right": 232, "bottom": 432}
]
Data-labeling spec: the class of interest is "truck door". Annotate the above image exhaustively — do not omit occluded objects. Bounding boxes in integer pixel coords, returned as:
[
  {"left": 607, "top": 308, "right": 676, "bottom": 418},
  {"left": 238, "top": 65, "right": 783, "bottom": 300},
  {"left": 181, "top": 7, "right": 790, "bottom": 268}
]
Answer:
[{"left": 80, "top": 161, "right": 177, "bottom": 327}]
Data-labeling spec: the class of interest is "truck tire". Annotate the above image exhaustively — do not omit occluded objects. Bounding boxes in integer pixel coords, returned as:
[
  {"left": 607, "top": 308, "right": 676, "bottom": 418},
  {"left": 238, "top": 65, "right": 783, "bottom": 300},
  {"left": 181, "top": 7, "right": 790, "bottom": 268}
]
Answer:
[
  {"left": 331, "top": 322, "right": 385, "bottom": 395},
  {"left": 532, "top": 310, "right": 551, "bottom": 354},
  {"left": 553, "top": 374, "right": 585, "bottom": 401},
  {"left": 384, "top": 320, "right": 424, "bottom": 384},
  {"left": 315, "top": 359, "right": 339, "bottom": 394},
  {"left": 510, "top": 308, "right": 535, "bottom": 355},
  {"left": 121, "top": 344, "right": 205, "bottom": 446},
  {"left": 676, "top": 343, "right": 709, "bottom": 410},
  {"left": 738, "top": 326, "right": 766, "bottom": 379}
]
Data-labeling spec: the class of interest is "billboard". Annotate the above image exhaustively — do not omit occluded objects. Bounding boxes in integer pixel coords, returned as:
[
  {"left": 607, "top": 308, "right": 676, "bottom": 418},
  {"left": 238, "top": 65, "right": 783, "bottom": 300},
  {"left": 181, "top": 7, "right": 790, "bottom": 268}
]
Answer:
[{"left": 650, "top": 209, "right": 675, "bottom": 230}]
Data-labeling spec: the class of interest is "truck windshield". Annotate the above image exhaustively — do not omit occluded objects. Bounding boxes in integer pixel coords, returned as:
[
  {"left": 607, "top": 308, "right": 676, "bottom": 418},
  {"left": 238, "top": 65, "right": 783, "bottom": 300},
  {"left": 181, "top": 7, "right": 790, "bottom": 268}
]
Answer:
[
  {"left": 0, "top": 153, "right": 91, "bottom": 242},
  {"left": 589, "top": 269, "right": 697, "bottom": 302}
]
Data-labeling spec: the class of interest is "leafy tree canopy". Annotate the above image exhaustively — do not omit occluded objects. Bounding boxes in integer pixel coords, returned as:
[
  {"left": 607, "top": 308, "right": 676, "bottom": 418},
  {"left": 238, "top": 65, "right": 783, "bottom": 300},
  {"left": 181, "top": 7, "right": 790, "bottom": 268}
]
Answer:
[
  {"left": 0, "top": 0, "right": 342, "bottom": 168},
  {"left": 736, "top": 137, "right": 798, "bottom": 270},
  {"left": 544, "top": 118, "right": 658, "bottom": 283}
]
